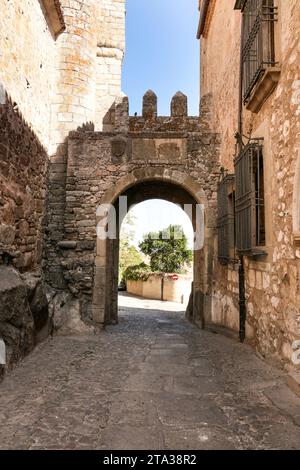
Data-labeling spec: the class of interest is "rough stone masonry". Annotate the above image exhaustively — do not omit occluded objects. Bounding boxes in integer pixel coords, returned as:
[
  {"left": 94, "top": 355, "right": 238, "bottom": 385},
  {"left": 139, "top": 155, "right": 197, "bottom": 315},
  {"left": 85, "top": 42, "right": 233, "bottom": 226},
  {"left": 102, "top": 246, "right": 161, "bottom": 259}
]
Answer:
[{"left": 0, "top": 0, "right": 126, "bottom": 377}]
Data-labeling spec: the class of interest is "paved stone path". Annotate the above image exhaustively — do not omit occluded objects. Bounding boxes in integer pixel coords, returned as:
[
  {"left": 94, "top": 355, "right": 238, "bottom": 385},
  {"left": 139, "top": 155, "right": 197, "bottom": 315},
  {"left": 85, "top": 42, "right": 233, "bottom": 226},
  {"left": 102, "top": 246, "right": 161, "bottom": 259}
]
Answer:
[{"left": 0, "top": 293, "right": 300, "bottom": 450}]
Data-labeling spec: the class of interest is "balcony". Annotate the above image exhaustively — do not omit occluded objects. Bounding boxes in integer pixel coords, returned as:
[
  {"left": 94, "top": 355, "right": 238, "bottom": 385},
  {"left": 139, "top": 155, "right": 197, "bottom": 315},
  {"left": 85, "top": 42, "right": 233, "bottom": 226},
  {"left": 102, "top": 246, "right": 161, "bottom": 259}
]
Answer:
[{"left": 238, "top": 0, "right": 280, "bottom": 113}]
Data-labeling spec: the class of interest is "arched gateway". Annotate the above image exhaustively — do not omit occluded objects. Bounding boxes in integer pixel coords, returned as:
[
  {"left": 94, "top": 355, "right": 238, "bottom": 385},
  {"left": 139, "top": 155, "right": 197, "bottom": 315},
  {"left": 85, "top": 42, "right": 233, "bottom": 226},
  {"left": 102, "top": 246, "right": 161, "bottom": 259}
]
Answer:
[
  {"left": 46, "top": 92, "right": 220, "bottom": 330},
  {"left": 95, "top": 169, "right": 209, "bottom": 326}
]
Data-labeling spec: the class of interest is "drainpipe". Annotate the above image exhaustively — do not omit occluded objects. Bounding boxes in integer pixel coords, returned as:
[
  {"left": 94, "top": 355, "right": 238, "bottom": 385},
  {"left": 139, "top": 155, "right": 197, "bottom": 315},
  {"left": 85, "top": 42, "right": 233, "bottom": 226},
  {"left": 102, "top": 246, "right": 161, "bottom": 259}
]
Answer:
[
  {"left": 237, "top": 14, "right": 246, "bottom": 343},
  {"left": 238, "top": 12, "right": 244, "bottom": 140},
  {"left": 238, "top": 256, "right": 246, "bottom": 342}
]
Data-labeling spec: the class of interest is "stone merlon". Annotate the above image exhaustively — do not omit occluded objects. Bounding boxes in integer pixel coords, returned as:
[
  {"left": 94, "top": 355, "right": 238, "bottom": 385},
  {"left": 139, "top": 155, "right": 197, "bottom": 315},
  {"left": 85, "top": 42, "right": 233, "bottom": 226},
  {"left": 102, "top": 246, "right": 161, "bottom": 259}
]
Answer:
[{"left": 142, "top": 90, "right": 158, "bottom": 118}]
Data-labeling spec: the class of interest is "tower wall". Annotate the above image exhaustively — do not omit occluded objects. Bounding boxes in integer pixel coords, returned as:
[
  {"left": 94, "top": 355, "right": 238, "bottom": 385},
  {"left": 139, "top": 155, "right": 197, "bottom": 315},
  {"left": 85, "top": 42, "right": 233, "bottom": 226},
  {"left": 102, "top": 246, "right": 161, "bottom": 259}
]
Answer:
[
  {"left": 50, "top": 0, "right": 98, "bottom": 154},
  {"left": 95, "top": 0, "right": 126, "bottom": 130}
]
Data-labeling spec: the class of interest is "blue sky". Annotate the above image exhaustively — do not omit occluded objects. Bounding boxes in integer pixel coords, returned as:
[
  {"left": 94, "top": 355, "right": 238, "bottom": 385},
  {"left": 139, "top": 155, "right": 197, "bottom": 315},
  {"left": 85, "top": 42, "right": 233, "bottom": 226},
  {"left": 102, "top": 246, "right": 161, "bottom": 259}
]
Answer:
[
  {"left": 122, "top": 0, "right": 200, "bottom": 116},
  {"left": 121, "top": 1, "right": 199, "bottom": 249}
]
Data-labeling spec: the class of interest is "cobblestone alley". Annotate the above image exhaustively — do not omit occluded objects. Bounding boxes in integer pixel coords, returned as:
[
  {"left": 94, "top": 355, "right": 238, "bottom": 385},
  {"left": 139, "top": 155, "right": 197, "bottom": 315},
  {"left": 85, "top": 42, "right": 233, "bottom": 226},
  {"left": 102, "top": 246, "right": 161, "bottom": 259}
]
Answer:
[{"left": 0, "top": 294, "right": 300, "bottom": 450}]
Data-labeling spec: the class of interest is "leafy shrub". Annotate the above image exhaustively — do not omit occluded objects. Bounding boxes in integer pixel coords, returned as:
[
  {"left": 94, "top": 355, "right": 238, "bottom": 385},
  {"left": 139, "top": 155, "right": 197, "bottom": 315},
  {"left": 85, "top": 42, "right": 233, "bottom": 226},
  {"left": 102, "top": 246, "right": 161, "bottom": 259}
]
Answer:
[{"left": 123, "top": 263, "right": 152, "bottom": 281}]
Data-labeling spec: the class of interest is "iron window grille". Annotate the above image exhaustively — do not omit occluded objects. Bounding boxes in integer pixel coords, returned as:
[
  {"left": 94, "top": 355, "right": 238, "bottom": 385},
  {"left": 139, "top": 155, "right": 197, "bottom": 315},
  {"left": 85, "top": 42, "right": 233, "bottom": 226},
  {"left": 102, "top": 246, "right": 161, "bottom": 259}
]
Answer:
[
  {"left": 217, "top": 175, "right": 236, "bottom": 264},
  {"left": 234, "top": 140, "right": 266, "bottom": 255},
  {"left": 241, "top": 0, "right": 278, "bottom": 102}
]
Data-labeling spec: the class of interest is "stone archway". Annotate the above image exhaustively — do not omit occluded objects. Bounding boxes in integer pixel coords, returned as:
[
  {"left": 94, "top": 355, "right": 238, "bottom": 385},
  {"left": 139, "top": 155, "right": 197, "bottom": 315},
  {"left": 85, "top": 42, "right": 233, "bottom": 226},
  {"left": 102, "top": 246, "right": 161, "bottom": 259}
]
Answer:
[
  {"left": 92, "top": 168, "right": 214, "bottom": 328},
  {"left": 45, "top": 91, "right": 220, "bottom": 332}
]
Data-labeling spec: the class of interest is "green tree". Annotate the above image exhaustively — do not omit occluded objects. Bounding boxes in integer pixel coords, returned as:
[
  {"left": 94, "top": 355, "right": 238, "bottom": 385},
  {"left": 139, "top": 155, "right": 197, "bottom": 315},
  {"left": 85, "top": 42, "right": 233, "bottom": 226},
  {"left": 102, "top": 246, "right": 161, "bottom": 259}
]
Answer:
[
  {"left": 119, "top": 240, "right": 143, "bottom": 281},
  {"left": 139, "top": 224, "right": 192, "bottom": 274},
  {"left": 123, "top": 262, "right": 151, "bottom": 282},
  {"left": 119, "top": 211, "right": 143, "bottom": 281}
]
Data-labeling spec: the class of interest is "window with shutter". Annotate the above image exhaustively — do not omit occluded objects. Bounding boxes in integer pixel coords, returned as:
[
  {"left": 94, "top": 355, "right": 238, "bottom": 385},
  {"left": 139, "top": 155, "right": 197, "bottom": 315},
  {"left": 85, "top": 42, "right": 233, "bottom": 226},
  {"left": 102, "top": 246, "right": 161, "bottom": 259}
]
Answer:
[
  {"left": 234, "top": 140, "right": 266, "bottom": 256},
  {"left": 217, "top": 175, "right": 236, "bottom": 264}
]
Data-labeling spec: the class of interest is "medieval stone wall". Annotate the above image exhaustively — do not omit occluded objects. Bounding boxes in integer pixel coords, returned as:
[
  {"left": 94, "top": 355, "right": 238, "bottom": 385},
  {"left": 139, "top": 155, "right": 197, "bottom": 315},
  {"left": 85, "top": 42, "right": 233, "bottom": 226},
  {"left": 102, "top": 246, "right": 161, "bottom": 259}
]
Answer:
[
  {"left": 0, "top": 0, "right": 63, "bottom": 377},
  {"left": 45, "top": 92, "right": 221, "bottom": 325},
  {"left": 0, "top": 0, "right": 126, "bottom": 375},
  {"left": 50, "top": 0, "right": 98, "bottom": 153},
  {"left": 0, "top": 0, "right": 62, "bottom": 270},
  {"left": 0, "top": 0, "right": 60, "bottom": 149},
  {"left": 200, "top": 0, "right": 300, "bottom": 367},
  {"left": 0, "top": 97, "right": 48, "bottom": 271}
]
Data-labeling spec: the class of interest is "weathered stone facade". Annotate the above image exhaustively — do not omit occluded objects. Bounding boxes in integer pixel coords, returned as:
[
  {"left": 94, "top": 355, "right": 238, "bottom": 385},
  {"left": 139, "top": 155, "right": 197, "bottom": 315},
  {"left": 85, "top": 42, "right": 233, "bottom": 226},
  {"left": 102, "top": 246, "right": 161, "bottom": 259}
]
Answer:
[
  {"left": 199, "top": 0, "right": 300, "bottom": 368},
  {"left": 45, "top": 92, "right": 220, "bottom": 329},
  {"left": 0, "top": 0, "right": 125, "bottom": 376},
  {"left": 0, "top": 0, "right": 63, "bottom": 149},
  {"left": 0, "top": 96, "right": 48, "bottom": 271}
]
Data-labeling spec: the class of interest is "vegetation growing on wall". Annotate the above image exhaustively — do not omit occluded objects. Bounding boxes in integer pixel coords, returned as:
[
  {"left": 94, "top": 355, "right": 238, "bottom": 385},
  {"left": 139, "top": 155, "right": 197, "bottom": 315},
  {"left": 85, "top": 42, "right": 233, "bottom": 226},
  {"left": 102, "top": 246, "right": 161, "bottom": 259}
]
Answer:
[{"left": 119, "top": 241, "right": 143, "bottom": 281}]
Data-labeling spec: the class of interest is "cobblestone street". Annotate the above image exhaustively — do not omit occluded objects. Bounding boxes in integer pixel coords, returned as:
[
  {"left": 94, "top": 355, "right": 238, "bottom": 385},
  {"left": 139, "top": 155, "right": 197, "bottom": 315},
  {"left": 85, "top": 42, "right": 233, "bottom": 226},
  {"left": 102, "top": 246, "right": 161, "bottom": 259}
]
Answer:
[{"left": 0, "top": 293, "right": 300, "bottom": 450}]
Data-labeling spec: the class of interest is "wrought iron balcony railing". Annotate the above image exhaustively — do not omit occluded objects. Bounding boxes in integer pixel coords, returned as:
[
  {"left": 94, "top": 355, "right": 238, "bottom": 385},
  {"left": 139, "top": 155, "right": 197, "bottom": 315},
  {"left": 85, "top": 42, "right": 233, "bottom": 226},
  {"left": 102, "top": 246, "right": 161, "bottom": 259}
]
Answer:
[
  {"left": 234, "top": 140, "right": 266, "bottom": 255},
  {"left": 242, "top": 0, "right": 278, "bottom": 102}
]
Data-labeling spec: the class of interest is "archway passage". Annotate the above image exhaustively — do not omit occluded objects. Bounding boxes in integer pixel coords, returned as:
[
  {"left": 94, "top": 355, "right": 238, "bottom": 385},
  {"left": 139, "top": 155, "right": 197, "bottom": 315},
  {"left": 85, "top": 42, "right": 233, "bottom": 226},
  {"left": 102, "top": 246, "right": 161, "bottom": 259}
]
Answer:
[
  {"left": 94, "top": 174, "right": 213, "bottom": 328},
  {"left": 46, "top": 92, "right": 220, "bottom": 332}
]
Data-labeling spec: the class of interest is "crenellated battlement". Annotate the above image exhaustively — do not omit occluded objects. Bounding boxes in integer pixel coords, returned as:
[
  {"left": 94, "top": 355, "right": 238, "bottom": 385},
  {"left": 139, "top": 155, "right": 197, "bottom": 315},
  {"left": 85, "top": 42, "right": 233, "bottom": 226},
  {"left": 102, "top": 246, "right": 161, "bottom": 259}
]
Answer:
[{"left": 105, "top": 90, "right": 213, "bottom": 134}]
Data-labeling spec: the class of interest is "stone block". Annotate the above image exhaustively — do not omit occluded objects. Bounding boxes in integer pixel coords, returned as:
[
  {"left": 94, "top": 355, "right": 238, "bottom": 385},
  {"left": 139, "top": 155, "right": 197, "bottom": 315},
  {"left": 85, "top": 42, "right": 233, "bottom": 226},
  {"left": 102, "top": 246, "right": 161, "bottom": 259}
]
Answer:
[
  {"left": 255, "top": 271, "right": 262, "bottom": 290},
  {"left": 248, "top": 269, "right": 256, "bottom": 288},
  {"left": 0, "top": 266, "right": 35, "bottom": 364},
  {"left": 263, "top": 272, "right": 271, "bottom": 289},
  {"left": 57, "top": 240, "right": 77, "bottom": 249},
  {"left": 53, "top": 297, "right": 93, "bottom": 336},
  {"left": 0, "top": 224, "right": 16, "bottom": 245}
]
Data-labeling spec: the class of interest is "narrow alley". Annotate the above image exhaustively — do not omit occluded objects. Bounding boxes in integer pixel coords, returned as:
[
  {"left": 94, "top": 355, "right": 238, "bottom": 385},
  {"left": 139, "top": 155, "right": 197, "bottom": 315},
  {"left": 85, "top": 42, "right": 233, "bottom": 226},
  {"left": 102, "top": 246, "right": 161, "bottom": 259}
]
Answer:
[{"left": 0, "top": 294, "right": 299, "bottom": 450}]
